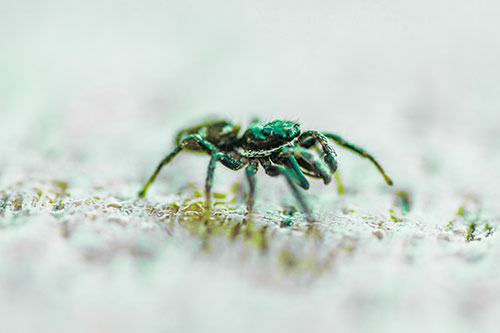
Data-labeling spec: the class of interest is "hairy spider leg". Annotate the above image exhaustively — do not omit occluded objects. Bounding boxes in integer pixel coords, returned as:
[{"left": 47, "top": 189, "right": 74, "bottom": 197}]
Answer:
[
  {"left": 298, "top": 136, "right": 316, "bottom": 149},
  {"left": 138, "top": 134, "right": 244, "bottom": 199},
  {"left": 280, "top": 146, "right": 331, "bottom": 185},
  {"left": 138, "top": 145, "right": 183, "bottom": 198},
  {"left": 277, "top": 153, "right": 310, "bottom": 190},
  {"left": 295, "top": 136, "right": 322, "bottom": 175},
  {"left": 244, "top": 160, "right": 259, "bottom": 217},
  {"left": 205, "top": 152, "right": 245, "bottom": 207},
  {"left": 260, "top": 158, "right": 314, "bottom": 222},
  {"left": 290, "top": 144, "right": 326, "bottom": 179},
  {"left": 322, "top": 132, "right": 393, "bottom": 186},
  {"left": 297, "top": 131, "right": 338, "bottom": 174}
]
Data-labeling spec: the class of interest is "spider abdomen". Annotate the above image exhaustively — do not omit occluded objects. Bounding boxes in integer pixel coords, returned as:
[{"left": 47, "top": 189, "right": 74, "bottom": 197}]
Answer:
[{"left": 175, "top": 120, "right": 240, "bottom": 151}]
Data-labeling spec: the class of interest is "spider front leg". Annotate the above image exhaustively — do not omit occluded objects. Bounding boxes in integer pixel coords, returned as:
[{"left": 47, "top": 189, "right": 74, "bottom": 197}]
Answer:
[
  {"left": 280, "top": 146, "right": 332, "bottom": 185},
  {"left": 260, "top": 158, "right": 314, "bottom": 222},
  {"left": 297, "top": 131, "right": 338, "bottom": 174},
  {"left": 322, "top": 132, "right": 393, "bottom": 186},
  {"left": 275, "top": 152, "right": 310, "bottom": 190}
]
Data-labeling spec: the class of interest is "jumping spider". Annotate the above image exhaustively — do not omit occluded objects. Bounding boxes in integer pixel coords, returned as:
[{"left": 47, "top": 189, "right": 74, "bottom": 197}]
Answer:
[{"left": 139, "top": 119, "right": 393, "bottom": 221}]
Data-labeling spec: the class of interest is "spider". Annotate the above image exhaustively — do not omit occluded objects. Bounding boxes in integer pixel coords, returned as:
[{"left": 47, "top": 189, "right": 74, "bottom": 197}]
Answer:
[{"left": 138, "top": 119, "right": 393, "bottom": 221}]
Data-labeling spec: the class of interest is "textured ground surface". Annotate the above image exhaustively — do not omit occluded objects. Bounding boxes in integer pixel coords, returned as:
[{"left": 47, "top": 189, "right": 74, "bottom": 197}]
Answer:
[
  {"left": 2, "top": 117, "right": 499, "bottom": 333},
  {"left": 2, "top": 1, "right": 500, "bottom": 332}
]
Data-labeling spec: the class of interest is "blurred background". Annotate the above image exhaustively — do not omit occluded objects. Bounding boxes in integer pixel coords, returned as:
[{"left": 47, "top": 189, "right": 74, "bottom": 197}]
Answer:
[
  {"left": 1, "top": 0, "right": 500, "bottom": 210},
  {"left": 2, "top": 0, "right": 500, "bottom": 209},
  {"left": 2, "top": 1, "right": 499, "bottom": 148}
]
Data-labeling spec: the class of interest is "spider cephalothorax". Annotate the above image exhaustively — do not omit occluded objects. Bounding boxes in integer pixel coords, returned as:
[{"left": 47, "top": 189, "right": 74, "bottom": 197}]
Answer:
[
  {"left": 239, "top": 120, "right": 301, "bottom": 152},
  {"left": 139, "top": 119, "right": 393, "bottom": 221}
]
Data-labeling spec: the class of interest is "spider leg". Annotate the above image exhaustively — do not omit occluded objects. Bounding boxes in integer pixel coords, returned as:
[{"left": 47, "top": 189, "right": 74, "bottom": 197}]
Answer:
[
  {"left": 276, "top": 152, "right": 310, "bottom": 190},
  {"left": 322, "top": 132, "right": 393, "bottom": 186},
  {"left": 298, "top": 136, "right": 316, "bottom": 149},
  {"left": 282, "top": 146, "right": 331, "bottom": 185},
  {"left": 245, "top": 160, "right": 259, "bottom": 215},
  {"left": 138, "top": 134, "right": 235, "bottom": 198},
  {"left": 138, "top": 145, "right": 183, "bottom": 198},
  {"left": 260, "top": 158, "right": 313, "bottom": 222},
  {"left": 298, "top": 131, "right": 338, "bottom": 174},
  {"left": 205, "top": 152, "right": 245, "bottom": 207}
]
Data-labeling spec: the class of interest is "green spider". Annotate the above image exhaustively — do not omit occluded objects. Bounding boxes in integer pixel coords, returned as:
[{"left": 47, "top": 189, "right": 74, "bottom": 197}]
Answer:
[{"left": 139, "top": 119, "right": 393, "bottom": 221}]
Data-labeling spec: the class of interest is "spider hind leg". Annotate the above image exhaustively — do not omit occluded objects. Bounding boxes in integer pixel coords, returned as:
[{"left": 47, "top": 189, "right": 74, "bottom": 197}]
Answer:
[
  {"left": 138, "top": 134, "right": 218, "bottom": 198},
  {"left": 205, "top": 152, "right": 245, "bottom": 208},
  {"left": 139, "top": 134, "right": 244, "bottom": 205},
  {"left": 138, "top": 145, "right": 183, "bottom": 198}
]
